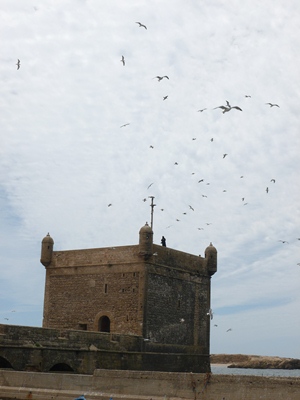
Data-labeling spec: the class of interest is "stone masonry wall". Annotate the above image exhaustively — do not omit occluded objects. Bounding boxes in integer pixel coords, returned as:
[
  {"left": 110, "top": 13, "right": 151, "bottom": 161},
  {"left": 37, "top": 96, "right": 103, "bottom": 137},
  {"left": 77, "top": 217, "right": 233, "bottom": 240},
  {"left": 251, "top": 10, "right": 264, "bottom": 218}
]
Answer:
[
  {"left": 0, "top": 369, "right": 299, "bottom": 400},
  {"left": 43, "top": 245, "right": 146, "bottom": 334}
]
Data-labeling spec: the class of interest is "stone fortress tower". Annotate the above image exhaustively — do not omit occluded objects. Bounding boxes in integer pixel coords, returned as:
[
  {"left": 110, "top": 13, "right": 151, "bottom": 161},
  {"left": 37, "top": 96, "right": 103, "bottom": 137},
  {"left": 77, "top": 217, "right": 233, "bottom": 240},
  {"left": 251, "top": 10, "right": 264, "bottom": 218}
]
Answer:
[{"left": 39, "top": 223, "right": 217, "bottom": 372}]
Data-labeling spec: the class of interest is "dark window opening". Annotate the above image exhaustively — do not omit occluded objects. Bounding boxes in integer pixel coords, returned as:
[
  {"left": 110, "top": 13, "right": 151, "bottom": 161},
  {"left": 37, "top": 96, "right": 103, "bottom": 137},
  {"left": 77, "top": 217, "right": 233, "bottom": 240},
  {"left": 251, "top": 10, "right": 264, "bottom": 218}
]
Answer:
[
  {"left": 104, "top": 283, "right": 108, "bottom": 293},
  {"left": 78, "top": 323, "right": 87, "bottom": 330},
  {"left": 99, "top": 315, "right": 110, "bottom": 332}
]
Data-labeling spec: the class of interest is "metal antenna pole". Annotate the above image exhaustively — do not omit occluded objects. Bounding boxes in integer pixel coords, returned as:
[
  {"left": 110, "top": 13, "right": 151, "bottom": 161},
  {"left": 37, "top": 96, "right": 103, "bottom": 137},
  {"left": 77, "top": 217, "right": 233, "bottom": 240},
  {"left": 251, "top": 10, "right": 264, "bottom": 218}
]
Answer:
[{"left": 148, "top": 196, "right": 156, "bottom": 231}]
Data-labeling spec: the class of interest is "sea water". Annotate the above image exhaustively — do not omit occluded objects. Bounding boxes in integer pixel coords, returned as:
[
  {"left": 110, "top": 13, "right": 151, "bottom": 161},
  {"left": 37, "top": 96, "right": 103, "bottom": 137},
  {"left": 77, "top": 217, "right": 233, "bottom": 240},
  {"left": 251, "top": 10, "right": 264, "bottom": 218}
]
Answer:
[{"left": 211, "top": 364, "right": 300, "bottom": 378}]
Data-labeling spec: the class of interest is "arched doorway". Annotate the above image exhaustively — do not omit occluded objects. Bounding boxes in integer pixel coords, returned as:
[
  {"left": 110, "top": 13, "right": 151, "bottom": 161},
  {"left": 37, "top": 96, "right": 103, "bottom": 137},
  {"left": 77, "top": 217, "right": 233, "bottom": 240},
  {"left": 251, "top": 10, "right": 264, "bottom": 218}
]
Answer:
[
  {"left": 98, "top": 315, "right": 110, "bottom": 332},
  {"left": 0, "top": 356, "right": 13, "bottom": 369},
  {"left": 49, "top": 363, "right": 74, "bottom": 373}
]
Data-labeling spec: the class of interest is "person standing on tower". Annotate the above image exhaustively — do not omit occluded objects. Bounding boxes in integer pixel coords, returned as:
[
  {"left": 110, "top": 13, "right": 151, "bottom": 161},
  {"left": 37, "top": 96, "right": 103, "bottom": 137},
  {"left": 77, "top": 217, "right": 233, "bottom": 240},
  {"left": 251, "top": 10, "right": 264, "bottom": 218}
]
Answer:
[{"left": 161, "top": 236, "right": 166, "bottom": 247}]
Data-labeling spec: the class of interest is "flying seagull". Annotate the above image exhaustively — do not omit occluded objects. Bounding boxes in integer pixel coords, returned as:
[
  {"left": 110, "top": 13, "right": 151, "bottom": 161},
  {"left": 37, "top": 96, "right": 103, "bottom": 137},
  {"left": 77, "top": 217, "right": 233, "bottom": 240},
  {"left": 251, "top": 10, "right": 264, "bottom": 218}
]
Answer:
[
  {"left": 108, "top": 203, "right": 112, "bottom": 207},
  {"left": 16, "top": 59, "right": 20, "bottom": 69},
  {"left": 223, "top": 154, "right": 228, "bottom": 158},
  {"left": 266, "top": 187, "right": 269, "bottom": 193},
  {"left": 266, "top": 103, "right": 279, "bottom": 108},
  {"left": 136, "top": 22, "right": 147, "bottom": 29},
  {"left": 207, "top": 309, "right": 213, "bottom": 320},
  {"left": 214, "top": 100, "right": 242, "bottom": 113},
  {"left": 120, "top": 55, "right": 125, "bottom": 66},
  {"left": 278, "top": 240, "right": 288, "bottom": 244},
  {"left": 154, "top": 75, "right": 169, "bottom": 81},
  {"left": 147, "top": 182, "right": 154, "bottom": 189},
  {"left": 163, "top": 95, "right": 168, "bottom": 100},
  {"left": 197, "top": 108, "right": 207, "bottom": 112},
  {"left": 189, "top": 205, "right": 194, "bottom": 211},
  {"left": 270, "top": 179, "right": 275, "bottom": 183},
  {"left": 120, "top": 123, "right": 130, "bottom": 128},
  {"left": 245, "top": 95, "right": 251, "bottom": 98},
  {"left": 226, "top": 328, "right": 232, "bottom": 332}
]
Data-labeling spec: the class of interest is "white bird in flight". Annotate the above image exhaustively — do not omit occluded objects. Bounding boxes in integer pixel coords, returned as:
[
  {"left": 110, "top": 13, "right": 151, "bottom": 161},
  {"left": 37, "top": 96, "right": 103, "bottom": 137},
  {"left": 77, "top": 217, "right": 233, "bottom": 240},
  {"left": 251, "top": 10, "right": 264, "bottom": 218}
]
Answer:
[
  {"left": 154, "top": 75, "right": 169, "bottom": 81},
  {"left": 266, "top": 103, "right": 279, "bottom": 108},
  {"left": 136, "top": 22, "right": 147, "bottom": 29},
  {"left": 214, "top": 100, "right": 242, "bottom": 113}
]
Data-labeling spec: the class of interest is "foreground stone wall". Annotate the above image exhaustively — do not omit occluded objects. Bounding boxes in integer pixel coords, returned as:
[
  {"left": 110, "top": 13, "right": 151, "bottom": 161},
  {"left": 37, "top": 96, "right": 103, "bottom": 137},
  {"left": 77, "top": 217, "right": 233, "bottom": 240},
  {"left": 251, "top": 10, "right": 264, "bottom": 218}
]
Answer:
[
  {"left": 0, "top": 324, "right": 210, "bottom": 374},
  {"left": 0, "top": 369, "right": 299, "bottom": 400}
]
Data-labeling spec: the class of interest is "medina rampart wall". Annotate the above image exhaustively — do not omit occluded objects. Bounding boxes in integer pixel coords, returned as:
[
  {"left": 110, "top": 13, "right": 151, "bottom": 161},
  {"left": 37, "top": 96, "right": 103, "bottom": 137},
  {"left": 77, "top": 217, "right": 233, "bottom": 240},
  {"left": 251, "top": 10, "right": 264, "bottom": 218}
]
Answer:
[
  {"left": 0, "top": 369, "right": 299, "bottom": 400},
  {"left": 0, "top": 324, "right": 209, "bottom": 374}
]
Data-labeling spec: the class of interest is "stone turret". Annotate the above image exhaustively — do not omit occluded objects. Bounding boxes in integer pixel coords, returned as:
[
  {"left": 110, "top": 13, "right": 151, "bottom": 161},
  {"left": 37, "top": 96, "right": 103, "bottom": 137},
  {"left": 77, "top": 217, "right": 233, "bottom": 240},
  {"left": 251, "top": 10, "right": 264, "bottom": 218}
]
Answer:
[
  {"left": 138, "top": 222, "right": 153, "bottom": 257},
  {"left": 205, "top": 242, "right": 217, "bottom": 276},
  {"left": 40, "top": 233, "right": 54, "bottom": 267}
]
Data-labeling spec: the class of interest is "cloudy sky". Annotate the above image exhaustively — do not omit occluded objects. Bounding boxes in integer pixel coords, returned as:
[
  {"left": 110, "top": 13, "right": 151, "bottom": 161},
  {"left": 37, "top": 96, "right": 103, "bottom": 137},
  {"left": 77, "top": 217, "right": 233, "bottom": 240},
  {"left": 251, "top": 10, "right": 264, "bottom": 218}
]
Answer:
[{"left": 1, "top": 0, "right": 299, "bottom": 359}]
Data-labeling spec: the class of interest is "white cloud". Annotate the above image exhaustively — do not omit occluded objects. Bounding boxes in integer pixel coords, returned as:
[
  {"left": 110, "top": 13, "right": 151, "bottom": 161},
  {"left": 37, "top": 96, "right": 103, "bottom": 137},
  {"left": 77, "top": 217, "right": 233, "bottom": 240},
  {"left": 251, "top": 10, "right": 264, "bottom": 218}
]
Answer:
[{"left": 0, "top": 0, "right": 299, "bottom": 358}]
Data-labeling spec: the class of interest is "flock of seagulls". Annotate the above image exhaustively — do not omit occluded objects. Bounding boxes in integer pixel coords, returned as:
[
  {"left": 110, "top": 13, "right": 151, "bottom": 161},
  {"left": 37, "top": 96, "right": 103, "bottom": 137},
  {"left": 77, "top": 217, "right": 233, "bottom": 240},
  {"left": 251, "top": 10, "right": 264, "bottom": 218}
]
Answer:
[{"left": 112, "top": 50, "right": 288, "bottom": 244}]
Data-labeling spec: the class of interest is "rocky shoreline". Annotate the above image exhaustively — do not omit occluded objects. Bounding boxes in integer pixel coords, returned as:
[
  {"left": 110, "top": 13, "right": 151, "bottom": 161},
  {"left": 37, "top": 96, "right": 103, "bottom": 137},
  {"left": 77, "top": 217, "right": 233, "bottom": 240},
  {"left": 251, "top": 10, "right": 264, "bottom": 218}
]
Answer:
[{"left": 210, "top": 354, "right": 300, "bottom": 369}]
